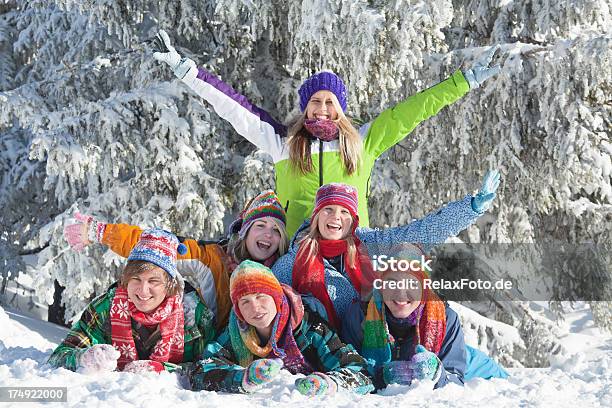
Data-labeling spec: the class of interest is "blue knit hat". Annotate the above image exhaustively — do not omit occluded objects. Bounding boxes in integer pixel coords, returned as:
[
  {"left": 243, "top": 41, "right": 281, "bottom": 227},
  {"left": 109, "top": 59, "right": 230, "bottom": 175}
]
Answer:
[
  {"left": 127, "top": 228, "right": 187, "bottom": 278},
  {"left": 298, "top": 71, "right": 347, "bottom": 112}
]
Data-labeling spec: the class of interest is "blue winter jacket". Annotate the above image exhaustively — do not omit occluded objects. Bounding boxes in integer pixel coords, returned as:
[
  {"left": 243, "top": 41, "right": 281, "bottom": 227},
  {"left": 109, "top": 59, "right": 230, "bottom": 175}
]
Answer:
[{"left": 271, "top": 195, "right": 481, "bottom": 331}]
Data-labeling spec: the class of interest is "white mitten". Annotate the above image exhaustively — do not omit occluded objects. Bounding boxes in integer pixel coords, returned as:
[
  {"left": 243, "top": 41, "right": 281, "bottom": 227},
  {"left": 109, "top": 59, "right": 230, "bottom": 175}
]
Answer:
[{"left": 78, "top": 344, "right": 120, "bottom": 374}]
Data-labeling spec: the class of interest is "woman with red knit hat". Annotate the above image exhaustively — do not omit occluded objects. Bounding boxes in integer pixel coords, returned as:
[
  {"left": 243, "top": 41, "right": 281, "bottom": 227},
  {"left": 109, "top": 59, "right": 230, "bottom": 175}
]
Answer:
[
  {"left": 152, "top": 30, "right": 502, "bottom": 235},
  {"left": 272, "top": 169, "right": 500, "bottom": 336},
  {"left": 189, "top": 260, "right": 374, "bottom": 397}
]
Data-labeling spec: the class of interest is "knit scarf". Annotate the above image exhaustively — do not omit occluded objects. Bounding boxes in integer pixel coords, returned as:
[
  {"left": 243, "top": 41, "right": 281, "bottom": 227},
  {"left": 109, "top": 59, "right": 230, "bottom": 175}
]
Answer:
[
  {"left": 228, "top": 284, "right": 312, "bottom": 375},
  {"left": 292, "top": 236, "right": 377, "bottom": 329},
  {"left": 303, "top": 118, "right": 339, "bottom": 142},
  {"left": 110, "top": 287, "right": 184, "bottom": 370},
  {"left": 361, "top": 286, "right": 446, "bottom": 368}
]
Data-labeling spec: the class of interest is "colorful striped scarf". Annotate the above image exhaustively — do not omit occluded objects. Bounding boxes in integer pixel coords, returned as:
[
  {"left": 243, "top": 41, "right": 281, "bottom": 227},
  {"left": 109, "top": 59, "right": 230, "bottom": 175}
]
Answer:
[{"left": 361, "top": 270, "right": 446, "bottom": 368}]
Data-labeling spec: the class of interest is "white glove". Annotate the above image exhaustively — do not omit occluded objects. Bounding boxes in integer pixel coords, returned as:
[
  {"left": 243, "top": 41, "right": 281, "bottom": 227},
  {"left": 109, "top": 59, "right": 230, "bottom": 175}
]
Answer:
[
  {"left": 152, "top": 30, "right": 195, "bottom": 79},
  {"left": 78, "top": 344, "right": 120, "bottom": 374}
]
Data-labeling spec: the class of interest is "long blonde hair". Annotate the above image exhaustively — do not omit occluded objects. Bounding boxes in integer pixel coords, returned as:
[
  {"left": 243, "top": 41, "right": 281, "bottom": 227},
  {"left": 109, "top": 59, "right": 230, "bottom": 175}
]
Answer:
[
  {"left": 296, "top": 212, "right": 358, "bottom": 268},
  {"left": 287, "top": 95, "right": 362, "bottom": 175},
  {"left": 228, "top": 218, "right": 289, "bottom": 263}
]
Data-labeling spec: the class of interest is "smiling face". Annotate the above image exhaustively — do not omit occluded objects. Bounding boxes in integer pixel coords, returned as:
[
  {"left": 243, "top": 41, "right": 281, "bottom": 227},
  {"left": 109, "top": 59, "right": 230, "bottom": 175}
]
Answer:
[
  {"left": 237, "top": 293, "right": 278, "bottom": 332},
  {"left": 316, "top": 204, "right": 353, "bottom": 240},
  {"left": 245, "top": 218, "right": 282, "bottom": 261},
  {"left": 381, "top": 270, "right": 423, "bottom": 319},
  {"left": 305, "top": 90, "right": 340, "bottom": 121},
  {"left": 126, "top": 266, "right": 169, "bottom": 314}
]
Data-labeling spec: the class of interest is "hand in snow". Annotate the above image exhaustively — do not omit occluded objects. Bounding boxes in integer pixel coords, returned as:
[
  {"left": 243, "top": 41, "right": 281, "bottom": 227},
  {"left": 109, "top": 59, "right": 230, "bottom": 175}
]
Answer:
[
  {"left": 463, "top": 45, "right": 502, "bottom": 89},
  {"left": 63, "top": 212, "right": 97, "bottom": 251},
  {"left": 382, "top": 360, "right": 414, "bottom": 385},
  {"left": 295, "top": 372, "right": 337, "bottom": 397},
  {"left": 242, "top": 358, "right": 284, "bottom": 392},
  {"left": 123, "top": 360, "right": 165, "bottom": 374},
  {"left": 78, "top": 344, "right": 120, "bottom": 373},
  {"left": 471, "top": 170, "right": 500, "bottom": 213},
  {"left": 409, "top": 344, "right": 441, "bottom": 381},
  {"left": 152, "top": 30, "right": 195, "bottom": 79}
]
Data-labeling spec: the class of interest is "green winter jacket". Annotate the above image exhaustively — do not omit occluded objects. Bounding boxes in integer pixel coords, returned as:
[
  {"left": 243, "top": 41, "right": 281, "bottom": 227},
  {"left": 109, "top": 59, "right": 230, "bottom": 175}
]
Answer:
[
  {"left": 182, "top": 66, "right": 470, "bottom": 235},
  {"left": 47, "top": 286, "right": 216, "bottom": 372}
]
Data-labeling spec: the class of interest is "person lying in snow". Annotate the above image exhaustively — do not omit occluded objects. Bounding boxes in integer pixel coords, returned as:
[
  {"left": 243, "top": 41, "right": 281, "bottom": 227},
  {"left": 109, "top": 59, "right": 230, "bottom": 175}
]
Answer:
[
  {"left": 62, "top": 190, "right": 291, "bottom": 329},
  {"left": 48, "top": 228, "right": 216, "bottom": 374},
  {"left": 189, "top": 260, "right": 374, "bottom": 396},
  {"left": 272, "top": 172, "right": 500, "bottom": 336},
  {"left": 152, "top": 29, "right": 502, "bottom": 236},
  {"left": 342, "top": 244, "right": 509, "bottom": 390}
]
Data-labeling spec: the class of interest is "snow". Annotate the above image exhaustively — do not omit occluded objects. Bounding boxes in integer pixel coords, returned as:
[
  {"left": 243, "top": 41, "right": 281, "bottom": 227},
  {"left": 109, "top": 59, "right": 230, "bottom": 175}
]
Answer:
[{"left": 1, "top": 303, "right": 610, "bottom": 407}]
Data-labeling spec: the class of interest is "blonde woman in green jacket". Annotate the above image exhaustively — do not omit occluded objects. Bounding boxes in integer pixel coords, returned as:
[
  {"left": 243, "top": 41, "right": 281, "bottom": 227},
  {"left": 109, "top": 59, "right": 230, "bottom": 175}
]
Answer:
[{"left": 153, "top": 30, "right": 501, "bottom": 235}]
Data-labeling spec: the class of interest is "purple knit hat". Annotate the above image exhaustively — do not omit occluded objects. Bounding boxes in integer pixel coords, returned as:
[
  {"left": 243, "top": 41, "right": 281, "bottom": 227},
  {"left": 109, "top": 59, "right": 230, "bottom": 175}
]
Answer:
[{"left": 298, "top": 71, "right": 348, "bottom": 112}]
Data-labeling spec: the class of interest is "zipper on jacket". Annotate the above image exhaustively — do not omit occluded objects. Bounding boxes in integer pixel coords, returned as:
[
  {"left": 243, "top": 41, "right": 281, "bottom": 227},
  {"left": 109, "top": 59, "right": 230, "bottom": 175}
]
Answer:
[{"left": 318, "top": 140, "right": 323, "bottom": 186}]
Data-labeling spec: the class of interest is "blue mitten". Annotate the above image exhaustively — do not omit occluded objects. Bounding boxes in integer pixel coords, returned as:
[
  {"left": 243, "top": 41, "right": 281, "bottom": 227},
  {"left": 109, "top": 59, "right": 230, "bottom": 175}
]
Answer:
[
  {"left": 295, "top": 372, "right": 337, "bottom": 397},
  {"left": 409, "top": 345, "right": 440, "bottom": 381},
  {"left": 463, "top": 45, "right": 502, "bottom": 89},
  {"left": 241, "top": 358, "right": 284, "bottom": 392},
  {"left": 382, "top": 360, "right": 414, "bottom": 385},
  {"left": 471, "top": 170, "right": 501, "bottom": 213}
]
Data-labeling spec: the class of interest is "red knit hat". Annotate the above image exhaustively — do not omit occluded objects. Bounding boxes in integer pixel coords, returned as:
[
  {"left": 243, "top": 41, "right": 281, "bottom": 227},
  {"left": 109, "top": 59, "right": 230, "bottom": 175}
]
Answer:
[
  {"left": 312, "top": 183, "right": 359, "bottom": 220},
  {"left": 229, "top": 260, "right": 284, "bottom": 321}
]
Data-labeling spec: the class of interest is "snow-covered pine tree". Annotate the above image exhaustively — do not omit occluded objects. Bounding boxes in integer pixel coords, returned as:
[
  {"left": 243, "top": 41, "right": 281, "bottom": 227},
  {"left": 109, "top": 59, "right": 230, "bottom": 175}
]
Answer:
[{"left": 0, "top": 0, "right": 610, "bottom": 366}]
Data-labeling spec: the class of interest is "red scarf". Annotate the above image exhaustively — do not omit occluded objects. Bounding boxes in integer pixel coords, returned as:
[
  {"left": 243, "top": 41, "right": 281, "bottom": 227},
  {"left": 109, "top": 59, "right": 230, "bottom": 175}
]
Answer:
[
  {"left": 110, "top": 287, "right": 184, "bottom": 370},
  {"left": 292, "top": 236, "right": 377, "bottom": 329}
]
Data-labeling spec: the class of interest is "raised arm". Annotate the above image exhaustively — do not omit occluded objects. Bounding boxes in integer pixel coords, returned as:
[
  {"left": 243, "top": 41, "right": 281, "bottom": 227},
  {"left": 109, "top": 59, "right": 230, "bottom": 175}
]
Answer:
[
  {"left": 363, "top": 45, "right": 502, "bottom": 158},
  {"left": 363, "top": 70, "right": 470, "bottom": 158},
  {"left": 358, "top": 170, "right": 500, "bottom": 254},
  {"left": 153, "top": 30, "right": 286, "bottom": 162}
]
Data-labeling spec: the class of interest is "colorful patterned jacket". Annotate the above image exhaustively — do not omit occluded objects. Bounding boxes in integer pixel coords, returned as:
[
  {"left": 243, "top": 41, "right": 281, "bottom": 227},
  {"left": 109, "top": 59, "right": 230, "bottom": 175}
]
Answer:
[
  {"left": 180, "top": 64, "right": 470, "bottom": 235},
  {"left": 48, "top": 286, "right": 215, "bottom": 372},
  {"left": 189, "top": 304, "right": 374, "bottom": 395},
  {"left": 96, "top": 223, "right": 231, "bottom": 329}
]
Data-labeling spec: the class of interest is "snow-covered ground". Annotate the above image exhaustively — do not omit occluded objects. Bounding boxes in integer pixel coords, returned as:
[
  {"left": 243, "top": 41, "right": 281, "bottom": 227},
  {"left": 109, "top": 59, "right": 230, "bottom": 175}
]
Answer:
[{"left": 1, "top": 303, "right": 610, "bottom": 407}]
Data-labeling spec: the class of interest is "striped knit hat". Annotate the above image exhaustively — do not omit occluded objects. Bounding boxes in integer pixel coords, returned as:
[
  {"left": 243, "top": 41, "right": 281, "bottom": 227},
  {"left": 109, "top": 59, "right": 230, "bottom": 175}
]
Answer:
[
  {"left": 312, "top": 183, "right": 359, "bottom": 219},
  {"left": 230, "top": 260, "right": 284, "bottom": 321},
  {"left": 127, "top": 228, "right": 187, "bottom": 278},
  {"left": 298, "top": 71, "right": 348, "bottom": 112},
  {"left": 229, "top": 190, "right": 286, "bottom": 239}
]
